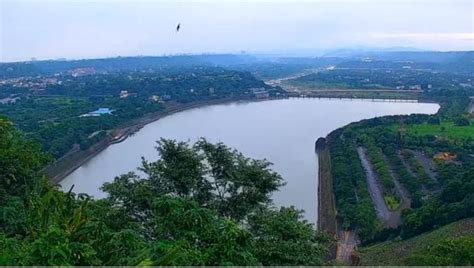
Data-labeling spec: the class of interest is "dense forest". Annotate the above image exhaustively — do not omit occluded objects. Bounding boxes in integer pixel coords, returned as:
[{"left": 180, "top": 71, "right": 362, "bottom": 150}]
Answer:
[
  {"left": 291, "top": 68, "right": 473, "bottom": 90},
  {"left": 0, "top": 67, "right": 280, "bottom": 158},
  {"left": 1, "top": 52, "right": 473, "bottom": 265},
  {"left": 0, "top": 118, "right": 331, "bottom": 265},
  {"left": 327, "top": 97, "right": 473, "bottom": 247}
]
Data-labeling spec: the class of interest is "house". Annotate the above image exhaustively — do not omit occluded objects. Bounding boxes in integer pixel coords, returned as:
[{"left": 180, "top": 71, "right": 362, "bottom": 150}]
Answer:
[
  {"left": 150, "top": 95, "right": 162, "bottom": 102},
  {"left": 249, "top": 87, "right": 270, "bottom": 99},
  {"left": 120, "top": 90, "right": 129, "bottom": 98},
  {"left": 80, "top": 108, "right": 114, "bottom": 117}
]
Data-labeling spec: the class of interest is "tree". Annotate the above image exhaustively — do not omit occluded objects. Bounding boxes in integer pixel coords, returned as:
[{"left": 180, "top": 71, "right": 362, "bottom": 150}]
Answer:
[
  {"left": 104, "top": 138, "right": 284, "bottom": 221},
  {"left": 1, "top": 126, "right": 329, "bottom": 265},
  {"left": 0, "top": 117, "right": 49, "bottom": 200},
  {"left": 248, "top": 206, "right": 331, "bottom": 266},
  {"left": 454, "top": 116, "right": 470, "bottom": 126}
]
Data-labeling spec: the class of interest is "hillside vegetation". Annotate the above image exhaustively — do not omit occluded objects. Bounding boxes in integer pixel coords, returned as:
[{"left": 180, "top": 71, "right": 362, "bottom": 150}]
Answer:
[
  {"left": 359, "top": 218, "right": 474, "bottom": 265},
  {"left": 0, "top": 118, "right": 330, "bottom": 265}
]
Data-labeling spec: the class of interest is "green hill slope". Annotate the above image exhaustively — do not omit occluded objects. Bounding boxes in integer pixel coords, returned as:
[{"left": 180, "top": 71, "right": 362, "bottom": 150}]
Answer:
[{"left": 359, "top": 218, "right": 474, "bottom": 265}]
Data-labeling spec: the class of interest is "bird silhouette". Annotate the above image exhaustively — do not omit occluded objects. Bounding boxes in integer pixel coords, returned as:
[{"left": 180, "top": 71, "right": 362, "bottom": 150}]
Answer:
[{"left": 176, "top": 23, "right": 181, "bottom": 32}]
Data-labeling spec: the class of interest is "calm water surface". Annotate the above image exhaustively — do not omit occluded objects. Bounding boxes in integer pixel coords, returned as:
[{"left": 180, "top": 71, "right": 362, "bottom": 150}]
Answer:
[{"left": 61, "top": 98, "right": 439, "bottom": 223}]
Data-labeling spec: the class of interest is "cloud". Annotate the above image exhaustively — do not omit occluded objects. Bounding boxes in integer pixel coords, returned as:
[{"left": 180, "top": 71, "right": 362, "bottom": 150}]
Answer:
[
  {"left": 1, "top": 0, "right": 473, "bottom": 61},
  {"left": 371, "top": 32, "right": 474, "bottom": 40}
]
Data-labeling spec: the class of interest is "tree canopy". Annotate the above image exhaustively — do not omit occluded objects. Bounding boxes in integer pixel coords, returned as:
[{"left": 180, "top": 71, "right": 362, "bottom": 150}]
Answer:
[{"left": 0, "top": 122, "right": 330, "bottom": 265}]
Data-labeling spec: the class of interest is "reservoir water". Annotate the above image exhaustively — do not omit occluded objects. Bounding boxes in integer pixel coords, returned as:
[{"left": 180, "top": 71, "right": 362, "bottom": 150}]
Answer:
[{"left": 61, "top": 98, "right": 439, "bottom": 223}]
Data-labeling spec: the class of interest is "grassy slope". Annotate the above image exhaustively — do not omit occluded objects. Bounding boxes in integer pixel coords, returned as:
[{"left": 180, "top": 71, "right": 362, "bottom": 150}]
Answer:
[
  {"left": 405, "top": 121, "right": 474, "bottom": 140},
  {"left": 359, "top": 218, "right": 474, "bottom": 265}
]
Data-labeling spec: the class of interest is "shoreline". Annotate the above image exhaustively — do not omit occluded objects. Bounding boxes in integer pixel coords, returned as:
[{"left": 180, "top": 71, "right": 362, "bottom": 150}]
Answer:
[
  {"left": 45, "top": 96, "right": 292, "bottom": 184},
  {"left": 44, "top": 97, "right": 253, "bottom": 184},
  {"left": 44, "top": 94, "right": 430, "bottom": 185},
  {"left": 315, "top": 137, "right": 338, "bottom": 260}
]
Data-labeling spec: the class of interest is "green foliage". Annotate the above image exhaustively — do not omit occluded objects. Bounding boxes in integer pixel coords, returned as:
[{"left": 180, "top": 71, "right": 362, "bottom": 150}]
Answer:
[
  {"left": 327, "top": 130, "right": 381, "bottom": 241},
  {"left": 405, "top": 121, "right": 474, "bottom": 140},
  {"left": 290, "top": 67, "right": 472, "bottom": 91},
  {"left": 0, "top": 122, "right": 329, "bottom": 265},
  {"left": 0, "top": 68, "right": 274, "bottom": 158},
  {"left": 248, "top": 207, "right": 330, "bottom": 265},
  {"left": 359, "top": 218, "right": 474, "bottom": 265},
  {"left": 364, "top": 141, "right": 401, "bottom": 210},
  {"left": 0, "top": 117, "right": 49, "bottom": 199},
  {"left": 454, "top": 115, "right": 471, "bottom": 126},
  {"left": 148, "top": 197, "right": 258, "bottom": 265},
  {"left": 403, "top": 236, "right": 474, "bottom": 265},
  {"left": 328, "top": 102, "right": 474, "bottom": 243}
]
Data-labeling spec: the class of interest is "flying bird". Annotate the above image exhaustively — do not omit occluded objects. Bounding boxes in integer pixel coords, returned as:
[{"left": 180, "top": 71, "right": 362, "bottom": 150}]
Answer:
[{"left": 176, "top": 23, "right": 181, "bottom": 32}]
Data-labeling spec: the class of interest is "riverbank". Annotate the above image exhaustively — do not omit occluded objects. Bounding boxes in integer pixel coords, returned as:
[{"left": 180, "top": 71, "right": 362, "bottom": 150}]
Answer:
[
  {"left": 315, "top": 137, "right": 338, "bottom": 260},
  {"left": 286, "top": 89, "right": 422, "bottom": 100},
  {"left": 48, "top": 95, "right": 423, "bottom": 184},
  {"left": 44, "top": 97, "right": 259, "bottom": 183}
]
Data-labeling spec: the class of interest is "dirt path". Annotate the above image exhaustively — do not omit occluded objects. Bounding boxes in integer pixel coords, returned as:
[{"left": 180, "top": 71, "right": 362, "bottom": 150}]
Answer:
[
  {"left": 336, "top": 230, "right": 359, "bottom": 265},
  {"left": 413, "top": 151, "right": 439, "bottom": 184},
  {"left": 357, "top": 147, "right": 391, "bottom": 221},
  {"left": 382, "top": 154, "right": 411, "bottom": 210},
  {"left": 357, "top": 147, "right": 400, "bottom": 228},
  {"left": 398, "top": 150, "right": 418, "bottom": 178},
  {"left": 398, "top": 150, "right": 439, "bottom": 193}
]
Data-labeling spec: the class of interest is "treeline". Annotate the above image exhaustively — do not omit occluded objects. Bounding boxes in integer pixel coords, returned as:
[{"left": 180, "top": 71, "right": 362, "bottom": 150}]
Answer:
[
  {"left": 327, "top": 108, "right": 473, "bottom": 243},
  {"left": 1, "top": 95, "right": 165, "bottom": 157},
  {"left": 0, "top": 55, "right": 260, "bottom": 79},
  {"left": 292, "top": 68, "right": 473, "bottom": 90},
  {"left": 0, "top": 118, "right": 331, "bottom": 265},
  {"left": 0, "top": 68, "right": 281, "bottom": 158},
  {"left": 363, "top": 139, "right": 400, "bottom": 210},
  {"left": 327, "top": 128, "right": 382, "bottom": 241}
]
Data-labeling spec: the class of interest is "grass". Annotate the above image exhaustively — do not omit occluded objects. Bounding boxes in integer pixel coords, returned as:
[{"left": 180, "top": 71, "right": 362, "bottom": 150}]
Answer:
[
  {"left": 359, "top": 218, "right": 474, "bottom": 265},
  {"left": 384, "top": 195, "right": 400, "bottom": 210},
  {"left": 405, "top": 121, "right": 474, "bottom": 140}
]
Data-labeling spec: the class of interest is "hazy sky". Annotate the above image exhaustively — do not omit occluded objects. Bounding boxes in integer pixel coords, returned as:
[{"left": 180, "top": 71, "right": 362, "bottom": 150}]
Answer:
[{"left": 1, "top": 0, "right": 473, "bottom": 62}]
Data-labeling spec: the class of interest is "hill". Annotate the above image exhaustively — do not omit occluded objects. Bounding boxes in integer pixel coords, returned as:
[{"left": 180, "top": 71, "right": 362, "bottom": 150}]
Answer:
[{"left": 359, "top": 218, "right": 474, "bottom": 265}]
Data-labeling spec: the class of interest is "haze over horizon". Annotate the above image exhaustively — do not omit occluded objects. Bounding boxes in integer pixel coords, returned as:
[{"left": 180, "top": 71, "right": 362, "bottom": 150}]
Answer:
[{"left": 1, "top": 0, "right": 473, "bottom": 62}]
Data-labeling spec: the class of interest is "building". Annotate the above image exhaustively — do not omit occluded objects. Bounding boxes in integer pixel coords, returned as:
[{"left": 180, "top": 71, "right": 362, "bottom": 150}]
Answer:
[
  {"left": 80, "top": 108, "right": 114, "bottom": 117},
  {"left": 409, "top": 85, "right": 422, "bottom": 90},
  {"left": 71, "top": 68, "right": 96, "bottom": 77},
  {"left": 120, "top": 90, "right": 129, "bottom": 98},
  {"left": 249, "top": 87, "right": 270, "bottom": 99},
  {"left": 150, "top": 95, "right": 162, "bottom": 102}
]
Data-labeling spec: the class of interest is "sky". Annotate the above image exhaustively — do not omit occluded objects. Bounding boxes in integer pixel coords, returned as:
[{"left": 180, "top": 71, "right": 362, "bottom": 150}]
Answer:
[{"left": 1, "top": 0, "right": 473, "bottom": 62}]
